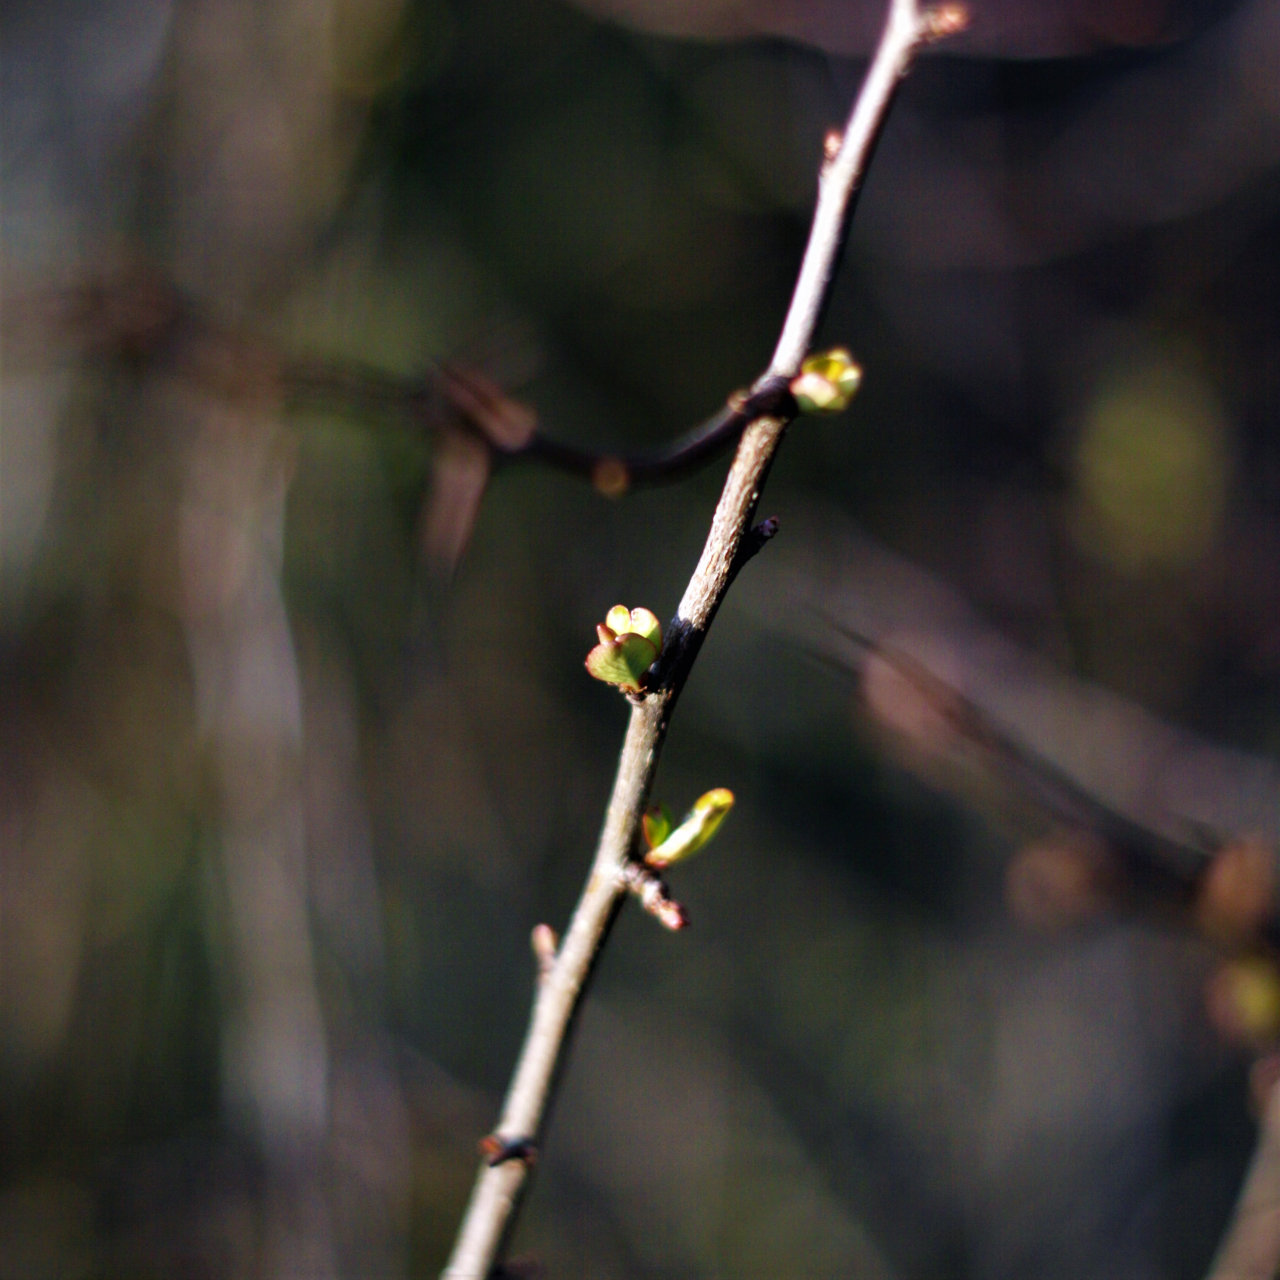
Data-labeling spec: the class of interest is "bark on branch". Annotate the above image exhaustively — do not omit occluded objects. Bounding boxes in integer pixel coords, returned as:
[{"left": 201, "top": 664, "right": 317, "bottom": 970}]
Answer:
[{"left": 439, "top": 2, "right": 965, "bottom": 1275}]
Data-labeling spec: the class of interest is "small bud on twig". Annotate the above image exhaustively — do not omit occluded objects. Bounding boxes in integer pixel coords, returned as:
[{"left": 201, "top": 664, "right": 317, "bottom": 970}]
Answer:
[
  {"left": 618, "top": 862, "right": 690, "bottom": 930},
  {"left": 585, "top": 606, "right": 663, "bottom": 695},
  {"left": 923, "top": 3, "right": 970, "bottom": 41},
  {"left": 530, "top": 924, "right": 558, "bottom": 982},
  {"left": 742, "top": 515, "right": 780, "bottom": 562}
]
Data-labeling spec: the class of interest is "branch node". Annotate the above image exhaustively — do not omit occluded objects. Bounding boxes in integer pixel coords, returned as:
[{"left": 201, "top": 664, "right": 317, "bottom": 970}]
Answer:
[
  {"left": 480, "top": 1134, "right": 539, "bottom": 1168},
  {"left": 493, "top": 1261, "right": 547, "bottom": 1280},
  {"left": 741, "top": 374, "right": 796, "bottom": 419},
  {"left": 618, "top": 862, "right": 690, "bottom": 931}
]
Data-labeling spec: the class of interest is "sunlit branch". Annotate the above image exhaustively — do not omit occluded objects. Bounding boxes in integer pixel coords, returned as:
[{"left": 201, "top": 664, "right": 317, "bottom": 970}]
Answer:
[{"left": 440, "top": 2, "right": 966, "bottom": 1275}]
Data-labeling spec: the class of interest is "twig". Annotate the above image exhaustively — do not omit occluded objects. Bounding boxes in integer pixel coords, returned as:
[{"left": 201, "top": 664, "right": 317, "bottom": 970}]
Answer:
[
  {"left": 827, "top": 628, "right": 1280, "bottom": 949},
  {"left": 439, "top": 3, "right": 963, "bottom": 1275},
  {"left": 2, "top": 269, "right": 789, "bottom": 493}
]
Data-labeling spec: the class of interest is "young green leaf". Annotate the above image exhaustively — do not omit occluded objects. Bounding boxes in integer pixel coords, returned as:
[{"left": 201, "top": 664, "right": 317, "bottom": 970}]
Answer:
[
  {"left": 790, "top": 347, "right": 862, "bottom": 415},
  {"left": 586, "top": 605, "right": 663, "bottom": 694},
  {"left": 642, "top": 803, "right": 674, "bottom": 852},
  {"left": 585, "top": 632, "right": 658, "bottom": 693},
  {"left": 643, "top": 788, "right": 735, "bottom": 869},
  {"left": 606, "top": 605, "right": 661, "bottom": 646},
  {"left": 605, "top": 604, "right": 633, "bottom": 635}
]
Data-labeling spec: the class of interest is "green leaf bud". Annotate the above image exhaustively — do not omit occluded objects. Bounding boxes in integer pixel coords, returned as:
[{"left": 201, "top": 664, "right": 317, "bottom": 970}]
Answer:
[{"left": 790, "top": 347, "right": 862, "bottom": 415}]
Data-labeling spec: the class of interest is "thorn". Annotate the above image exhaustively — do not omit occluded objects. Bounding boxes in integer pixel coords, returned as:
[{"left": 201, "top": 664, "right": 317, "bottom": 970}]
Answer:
[
  {"left": 480, "top": 1134, "right": 538, "bottom": 1167},
  {"left": 530, "top": 923, "right": 558, "bottom": 981}
]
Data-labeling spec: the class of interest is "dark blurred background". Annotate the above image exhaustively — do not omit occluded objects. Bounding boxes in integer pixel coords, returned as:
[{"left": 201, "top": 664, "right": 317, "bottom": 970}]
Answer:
[{"left": 5, "top": 0, "right": 1280, "bottom": 1276}]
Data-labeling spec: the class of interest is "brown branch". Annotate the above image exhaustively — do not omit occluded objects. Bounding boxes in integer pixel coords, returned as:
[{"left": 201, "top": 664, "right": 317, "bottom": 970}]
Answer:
[
  {"left": 828, "top": 627, "right": 1280, "bottom": 951},
  {"left": 439, "top": 3, "right": 965, "bottom": 1275},
  {"left": 517, "top": 375, "right": 795, "bottom": 490},
  {"left": 2, "top": 267, "right": 795, "bottom": 496}
]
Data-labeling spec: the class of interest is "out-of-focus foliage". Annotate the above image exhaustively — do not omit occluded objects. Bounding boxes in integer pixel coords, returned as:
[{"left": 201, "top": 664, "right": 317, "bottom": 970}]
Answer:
[{"left": 4, "top": 0, "right": 1280, "bottom": 1277}]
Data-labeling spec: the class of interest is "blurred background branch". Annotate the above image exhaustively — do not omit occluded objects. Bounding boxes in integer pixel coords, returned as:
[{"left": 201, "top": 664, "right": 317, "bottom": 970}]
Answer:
[{"left": 443, "top": 7, "right": 963, "bottom": 1273}]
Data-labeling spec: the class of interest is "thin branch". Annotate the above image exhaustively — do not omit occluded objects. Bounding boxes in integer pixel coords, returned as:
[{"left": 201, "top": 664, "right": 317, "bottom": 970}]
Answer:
[
  {"left": 2, "top": 269, "right": 794, "bottom": 494},
  {"left": 440, "top": 3, "right": 962, "bottom": 1275},
  {"left": 825, "top": 628, "right": 1280, "bottom": 950},
  {"left": 4, "top": 28, "right": 967, "bottom": 521}
]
